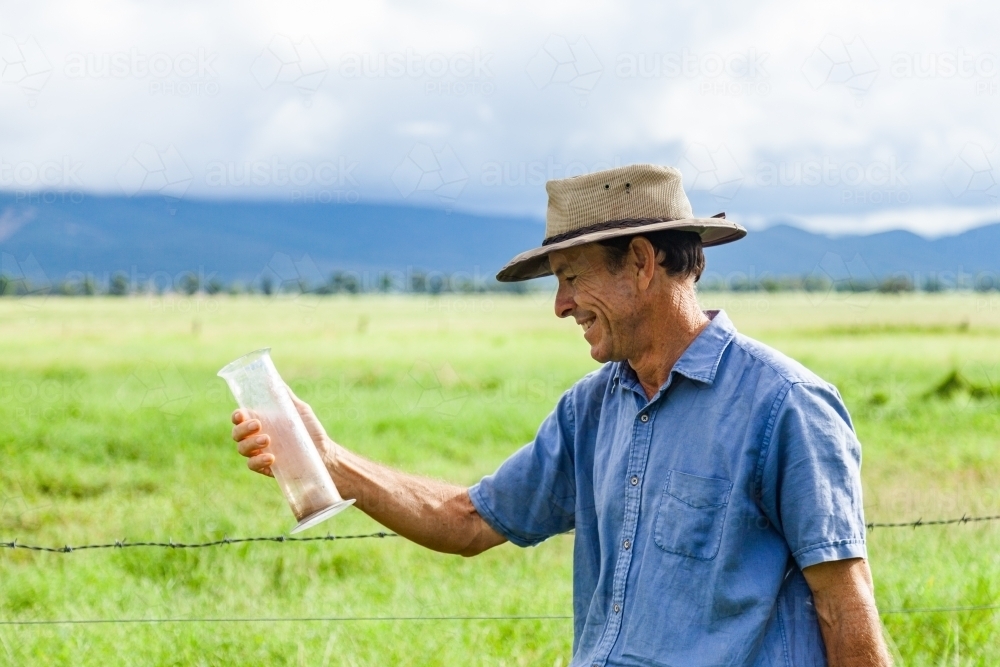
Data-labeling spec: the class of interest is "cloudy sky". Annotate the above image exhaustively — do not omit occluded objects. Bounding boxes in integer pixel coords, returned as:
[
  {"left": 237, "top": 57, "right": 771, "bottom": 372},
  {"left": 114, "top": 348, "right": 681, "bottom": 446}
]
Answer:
[{"left": 1, "top": 0, "right": 999, "bottom": 236}]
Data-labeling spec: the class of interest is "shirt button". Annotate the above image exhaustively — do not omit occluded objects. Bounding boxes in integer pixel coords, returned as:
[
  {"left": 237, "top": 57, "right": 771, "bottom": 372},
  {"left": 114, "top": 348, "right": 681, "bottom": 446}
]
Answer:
[
  {"left": 614, "top": 604, "right": 621, "bottom": 613},
  {"left": 640, "top": 413, "right": 649, "bottom": 423},
  {"left": 623, "top": 539, "right": 631, "bottom": 550},
  {"left": 630, "top": 475, "right": 639, "bottom": 486}
]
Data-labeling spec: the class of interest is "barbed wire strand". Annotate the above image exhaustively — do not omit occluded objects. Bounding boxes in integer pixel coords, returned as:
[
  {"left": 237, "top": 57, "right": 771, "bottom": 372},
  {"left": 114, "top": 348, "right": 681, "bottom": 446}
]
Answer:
[
  {"left": 881, "top": 603, "right": 1000, "bottom": 615},
  {"left": 867, "top": 514, "right": 1000, "bottom": 529},
  {"left": 0, "top": 615, "right": 572, "bottom": 626},
  {"left": 2, "top": 513, "right": 999, "bottom": 554},
  {"left": 3, "top": 604, "right": 999, "bottom": 627},
  {"left": 0, "top": 531, "right": 399, "bottom": 553}
]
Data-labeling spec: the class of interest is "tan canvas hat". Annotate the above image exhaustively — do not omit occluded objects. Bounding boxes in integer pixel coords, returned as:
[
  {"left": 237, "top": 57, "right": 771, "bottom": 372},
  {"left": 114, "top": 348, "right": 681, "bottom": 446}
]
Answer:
[{"left": 496, "top": 163, "right": 746, "bottom": 282}]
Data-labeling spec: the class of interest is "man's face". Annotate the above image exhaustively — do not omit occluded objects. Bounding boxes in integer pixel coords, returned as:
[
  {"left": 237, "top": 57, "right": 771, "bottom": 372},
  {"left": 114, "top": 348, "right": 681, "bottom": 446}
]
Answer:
[{"left": 549, "top": 243, "right": 642, "bottom": 363}]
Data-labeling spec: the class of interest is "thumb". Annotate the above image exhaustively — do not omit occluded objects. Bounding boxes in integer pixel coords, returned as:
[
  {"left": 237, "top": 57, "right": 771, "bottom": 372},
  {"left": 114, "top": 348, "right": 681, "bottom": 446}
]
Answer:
[
  {"left": 286, "top": 385, "right": 309, "bottom": 413},
  {"left": 285, "top": 386, "right": 323, "bottom": 430}
]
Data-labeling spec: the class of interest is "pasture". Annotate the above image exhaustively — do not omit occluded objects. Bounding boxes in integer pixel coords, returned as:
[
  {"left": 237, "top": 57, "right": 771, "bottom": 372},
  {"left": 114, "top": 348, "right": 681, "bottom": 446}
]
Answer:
[{"left": 1, "top": 291, "right": 999, "bottom": 665}]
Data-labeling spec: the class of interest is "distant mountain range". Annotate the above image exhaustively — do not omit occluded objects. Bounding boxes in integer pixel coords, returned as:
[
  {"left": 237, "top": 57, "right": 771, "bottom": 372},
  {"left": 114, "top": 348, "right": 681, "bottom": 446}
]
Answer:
[
  {"left": 1, "top": 193, "right": 998, "bottom": 289},
  {"left": 705, "top": 221, "right": 1000, "bottom": 289}
]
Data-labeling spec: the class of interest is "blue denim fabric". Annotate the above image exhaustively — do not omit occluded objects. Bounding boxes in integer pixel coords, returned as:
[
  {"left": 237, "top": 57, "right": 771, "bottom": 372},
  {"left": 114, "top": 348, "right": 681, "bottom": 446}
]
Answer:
[{"left": 469, "top": 310, "right": 866, "bottom": 667}]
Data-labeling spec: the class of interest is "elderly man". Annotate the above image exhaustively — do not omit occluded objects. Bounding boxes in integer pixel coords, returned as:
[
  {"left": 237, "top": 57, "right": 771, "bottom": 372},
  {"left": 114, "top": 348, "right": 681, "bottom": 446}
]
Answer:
[{"left": 232, "top": 164, "right": 892, "bottom": 666}]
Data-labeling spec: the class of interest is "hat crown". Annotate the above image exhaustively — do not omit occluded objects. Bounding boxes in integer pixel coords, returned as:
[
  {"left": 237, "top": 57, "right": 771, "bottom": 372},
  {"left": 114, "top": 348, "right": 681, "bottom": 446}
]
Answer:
[{"left": 544, "top": 164, "right": 694, "bottom": 241}]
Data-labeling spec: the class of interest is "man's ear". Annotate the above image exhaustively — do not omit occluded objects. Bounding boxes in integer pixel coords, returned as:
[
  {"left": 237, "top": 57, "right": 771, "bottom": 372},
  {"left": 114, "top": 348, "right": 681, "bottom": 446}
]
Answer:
[{"left": 629, "top": 236, "right": 658, "bottom": 290}]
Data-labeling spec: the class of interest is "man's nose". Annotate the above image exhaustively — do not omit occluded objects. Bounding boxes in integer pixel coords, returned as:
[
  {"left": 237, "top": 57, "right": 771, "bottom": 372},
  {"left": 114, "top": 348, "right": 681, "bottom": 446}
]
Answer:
[{"left": 554, "top": 283, "right": 575, "bottom": 318}]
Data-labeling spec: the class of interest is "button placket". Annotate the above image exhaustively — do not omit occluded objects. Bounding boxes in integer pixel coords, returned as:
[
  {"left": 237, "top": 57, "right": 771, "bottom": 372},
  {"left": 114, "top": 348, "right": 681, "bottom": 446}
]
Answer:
[{"left": 592, "top": 402, "right": 655, "bottom": 665}]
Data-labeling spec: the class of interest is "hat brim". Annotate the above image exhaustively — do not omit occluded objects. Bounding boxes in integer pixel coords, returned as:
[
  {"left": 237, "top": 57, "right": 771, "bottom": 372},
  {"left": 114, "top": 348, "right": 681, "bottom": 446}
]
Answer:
[{"left": 495, "top": 216, "right": 747, "bottom": 282}]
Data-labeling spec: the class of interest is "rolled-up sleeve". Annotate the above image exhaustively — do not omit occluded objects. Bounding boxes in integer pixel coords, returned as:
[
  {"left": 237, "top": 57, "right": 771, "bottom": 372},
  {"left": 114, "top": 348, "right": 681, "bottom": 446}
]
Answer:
[
  {"left": 468, "top": 390, "right": 577, "bottom": 547},
  {"left": 759, "top": 381, "right": 867, "bottom": 570}
]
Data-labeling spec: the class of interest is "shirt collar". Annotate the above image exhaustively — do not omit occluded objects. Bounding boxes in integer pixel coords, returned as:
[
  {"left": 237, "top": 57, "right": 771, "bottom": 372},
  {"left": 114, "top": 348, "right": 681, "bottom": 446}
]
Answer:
[{"left": 612, "top": 309, "right": 736, "bottom": 391}]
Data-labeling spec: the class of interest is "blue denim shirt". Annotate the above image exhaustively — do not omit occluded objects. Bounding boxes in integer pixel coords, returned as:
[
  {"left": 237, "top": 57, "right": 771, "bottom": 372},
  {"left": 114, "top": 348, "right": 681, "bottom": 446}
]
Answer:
[{"left": 469, "top": 310, "right": 866, "bottom": 667}]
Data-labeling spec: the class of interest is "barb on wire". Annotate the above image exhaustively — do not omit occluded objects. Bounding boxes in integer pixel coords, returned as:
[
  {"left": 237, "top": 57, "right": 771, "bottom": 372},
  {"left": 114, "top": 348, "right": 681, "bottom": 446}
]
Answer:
[
  {"left": 866, "top": 514, "right": 1000, "bottom": 530},
  {"left": 1, "top": 531, "right": 398, "bottom": 554}
]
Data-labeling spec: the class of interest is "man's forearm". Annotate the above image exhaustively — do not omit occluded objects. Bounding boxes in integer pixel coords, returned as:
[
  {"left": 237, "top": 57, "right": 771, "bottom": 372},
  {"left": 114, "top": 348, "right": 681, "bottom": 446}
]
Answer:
[
  {"left": 323, "top": 444, "right": 506, "bottom": 556},
  {"left": 814, "top": 594, "right": 891, "bottom": 666},
  {"left": 805, "top": 559, "right": 893, "bottom": 666}
]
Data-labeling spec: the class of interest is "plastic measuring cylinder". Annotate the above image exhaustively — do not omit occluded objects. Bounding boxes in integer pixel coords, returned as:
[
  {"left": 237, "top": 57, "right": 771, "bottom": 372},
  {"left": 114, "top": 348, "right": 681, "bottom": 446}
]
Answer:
[{"left": 218, "top": 348, "right": 354, "bottom": 533}]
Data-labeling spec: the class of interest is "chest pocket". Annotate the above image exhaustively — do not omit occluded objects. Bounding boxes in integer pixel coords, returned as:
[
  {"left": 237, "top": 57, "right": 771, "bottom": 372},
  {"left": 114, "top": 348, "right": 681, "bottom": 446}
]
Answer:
[{"left": 653, "top": 470, "right": 732, "bottom": 561}]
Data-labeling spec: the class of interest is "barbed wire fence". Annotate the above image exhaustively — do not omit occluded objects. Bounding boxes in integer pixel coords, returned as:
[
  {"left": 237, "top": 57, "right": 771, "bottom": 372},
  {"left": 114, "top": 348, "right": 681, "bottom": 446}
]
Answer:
[
  {"left": 5, "top": 514, "right": 1000, "bottom": 554},
  {"left": 2, "top": 514, "right": 1000, "bottom": 625}
]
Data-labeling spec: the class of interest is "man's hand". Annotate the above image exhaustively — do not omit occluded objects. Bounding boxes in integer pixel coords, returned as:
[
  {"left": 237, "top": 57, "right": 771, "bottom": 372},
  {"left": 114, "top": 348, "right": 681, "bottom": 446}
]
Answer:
[
  {"left": 231, "top": 388, "right": 333, "bottom": 478},
  {"left": 802, "top": 558, "right": 893, "bottom": 666},
  {"left": 232, "top": 407, "right": 274, "bottom": 477}
]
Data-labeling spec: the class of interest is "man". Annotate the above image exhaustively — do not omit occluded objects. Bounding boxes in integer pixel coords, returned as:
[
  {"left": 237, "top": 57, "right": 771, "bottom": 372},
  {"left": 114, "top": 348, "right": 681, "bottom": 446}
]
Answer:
[{"left": 232, "top": 164, "right": 892, "bottom": 666}]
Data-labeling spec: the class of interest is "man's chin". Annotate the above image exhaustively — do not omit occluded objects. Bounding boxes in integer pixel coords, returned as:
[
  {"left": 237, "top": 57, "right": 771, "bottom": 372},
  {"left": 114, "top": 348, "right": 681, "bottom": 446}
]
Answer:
[
  {"left": 585, "top": 328, "right": 617, "bottom": 363},
  {"left": 588, "top": 343, "right": 613, "bottom": 364}
]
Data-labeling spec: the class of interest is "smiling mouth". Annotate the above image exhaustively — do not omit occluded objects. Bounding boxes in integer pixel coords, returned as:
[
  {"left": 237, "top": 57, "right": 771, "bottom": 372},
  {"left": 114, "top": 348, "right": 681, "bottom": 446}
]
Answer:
[{"left": 579, "top": 318, "right": 596, "bottom": 334}]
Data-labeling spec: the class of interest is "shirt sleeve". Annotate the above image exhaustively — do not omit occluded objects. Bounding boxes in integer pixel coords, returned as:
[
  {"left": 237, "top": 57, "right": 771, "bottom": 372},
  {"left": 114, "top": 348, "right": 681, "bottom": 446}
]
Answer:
[
  {"left": 759, "top": 381, "right": 867, "bottom": 570},
  {"left": 468, "top": 390, "right": 577, "bottom": 547}
]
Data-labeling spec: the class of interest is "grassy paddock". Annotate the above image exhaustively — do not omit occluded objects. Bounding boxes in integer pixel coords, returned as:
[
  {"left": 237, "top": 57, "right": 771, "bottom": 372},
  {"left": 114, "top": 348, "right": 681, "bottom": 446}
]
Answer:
[{"left": 1, "top": 292, "right": 999, "bottom": 665}]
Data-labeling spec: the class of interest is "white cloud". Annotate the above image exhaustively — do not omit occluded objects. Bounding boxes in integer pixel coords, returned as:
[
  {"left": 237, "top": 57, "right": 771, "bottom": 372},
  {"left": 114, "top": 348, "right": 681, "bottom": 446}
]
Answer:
[{"left": 1, "top": 0, "right": 999, "bottom": 236}]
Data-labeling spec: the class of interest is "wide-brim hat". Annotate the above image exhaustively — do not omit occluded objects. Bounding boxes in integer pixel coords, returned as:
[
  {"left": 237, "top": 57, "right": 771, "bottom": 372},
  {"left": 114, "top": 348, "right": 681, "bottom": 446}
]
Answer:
[{"left": 496, "top": 163, "right": 746, "bottom": 282}]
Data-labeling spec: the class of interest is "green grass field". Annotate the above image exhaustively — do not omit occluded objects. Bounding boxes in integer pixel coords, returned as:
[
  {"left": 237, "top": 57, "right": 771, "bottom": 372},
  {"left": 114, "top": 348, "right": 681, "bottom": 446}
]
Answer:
[{"left": 2, "top": 292, "right": 999, "bottom": 666}]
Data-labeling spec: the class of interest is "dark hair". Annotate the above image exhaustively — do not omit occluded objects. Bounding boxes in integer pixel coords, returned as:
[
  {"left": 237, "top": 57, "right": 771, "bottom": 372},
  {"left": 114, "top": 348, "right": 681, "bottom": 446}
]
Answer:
[{"left": 598, "top": 229, "right": 705, "bottom": 282}]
